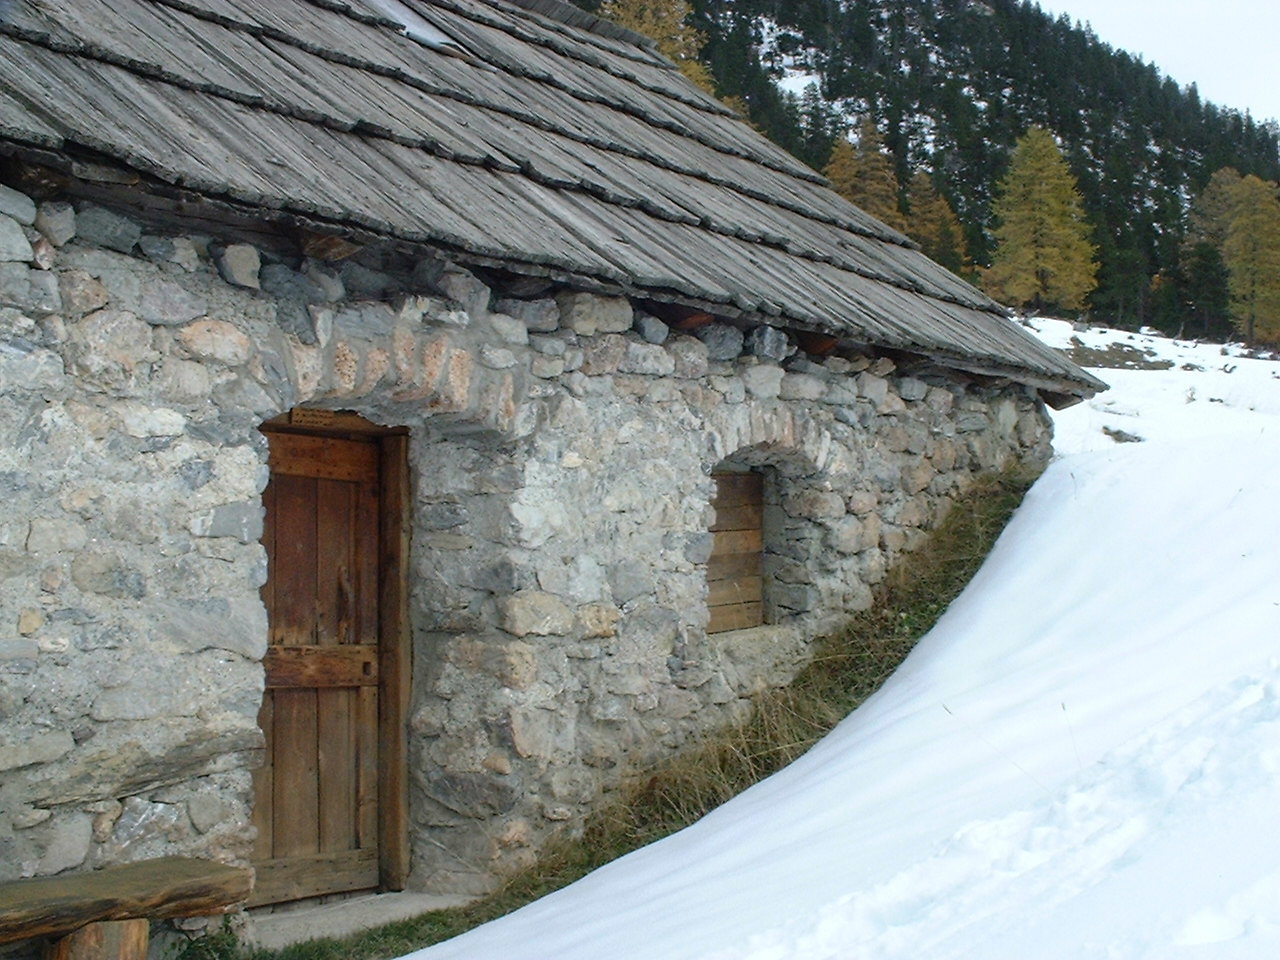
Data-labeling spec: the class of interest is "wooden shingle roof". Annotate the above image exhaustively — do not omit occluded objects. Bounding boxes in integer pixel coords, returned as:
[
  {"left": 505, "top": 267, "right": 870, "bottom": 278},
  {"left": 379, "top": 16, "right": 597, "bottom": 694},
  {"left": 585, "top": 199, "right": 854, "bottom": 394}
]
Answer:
[{"left": 0, "top": 0, "right": 1103, "bottom": 402}]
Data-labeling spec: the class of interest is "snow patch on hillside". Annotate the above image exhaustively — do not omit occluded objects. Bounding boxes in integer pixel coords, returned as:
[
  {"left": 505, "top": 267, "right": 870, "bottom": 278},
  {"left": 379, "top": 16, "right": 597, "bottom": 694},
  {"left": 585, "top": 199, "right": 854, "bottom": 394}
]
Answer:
[{"left": 755, "top": 17, "right": 821, "bottom": 97}]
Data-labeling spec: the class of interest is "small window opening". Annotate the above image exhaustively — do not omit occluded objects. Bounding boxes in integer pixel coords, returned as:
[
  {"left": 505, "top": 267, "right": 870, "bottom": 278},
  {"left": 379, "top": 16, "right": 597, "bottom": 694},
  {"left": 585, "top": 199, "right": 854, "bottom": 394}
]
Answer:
[{"left": 707, "top": 469, "right": 765, "bottom": 633}]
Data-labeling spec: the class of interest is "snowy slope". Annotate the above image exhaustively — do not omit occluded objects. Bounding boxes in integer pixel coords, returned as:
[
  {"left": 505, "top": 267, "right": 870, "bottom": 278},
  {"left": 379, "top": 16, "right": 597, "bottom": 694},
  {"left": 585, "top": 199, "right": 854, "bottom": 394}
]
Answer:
[{"left": 412, "top": 319, "right": 1280, "bottom": 960}]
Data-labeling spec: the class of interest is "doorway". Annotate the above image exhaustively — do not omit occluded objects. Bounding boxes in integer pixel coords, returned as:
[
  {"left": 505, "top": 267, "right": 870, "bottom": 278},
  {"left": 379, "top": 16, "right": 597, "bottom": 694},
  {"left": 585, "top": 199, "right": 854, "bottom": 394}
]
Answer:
[{"left": 251, "top": 410, "right": 410, "bottom": 906}]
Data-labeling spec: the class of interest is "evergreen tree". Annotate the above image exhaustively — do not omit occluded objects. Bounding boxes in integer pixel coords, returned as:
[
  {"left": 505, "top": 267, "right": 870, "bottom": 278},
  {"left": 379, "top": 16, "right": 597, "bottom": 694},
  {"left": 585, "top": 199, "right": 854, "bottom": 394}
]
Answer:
[
  {"left": 1222, "top": 174, "right": 1280, "bottom": 344},
  {"left": 824, "top": 119, "right": 907, "bottom": 232},
  {"left": 906, "top": 170, "right": 968, "bottom": 275},
  {"left": 599, "top": 0, "right": 716, "bottom": 93},
  {"left": 1181, "top": 241, "right": 1232, "bottom": 339},
  {"left": 984, "top": 127, "right": 1098, "bottom": 313}
]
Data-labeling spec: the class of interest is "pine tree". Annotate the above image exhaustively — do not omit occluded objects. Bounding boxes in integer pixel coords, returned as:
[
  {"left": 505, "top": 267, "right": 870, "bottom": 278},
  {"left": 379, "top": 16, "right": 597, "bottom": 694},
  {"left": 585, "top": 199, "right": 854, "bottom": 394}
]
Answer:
[
  {"left": 1181, "top": 241, "right": 1231, "bottom": 340},
  {"left": 1222, "top": 174, "right": 1280, "bottom": 345},
  {"left": 599, "top": 0, "right": 715, "bottom": 94},
  {"left": 984, "top": 127, "right": 1098, "bottom": 313},
  {"left": 906, "top": 170, "right": 968, "bottom": 275},
  {"left": 824, "top": 119, "right": 907, "bottom": 233}
]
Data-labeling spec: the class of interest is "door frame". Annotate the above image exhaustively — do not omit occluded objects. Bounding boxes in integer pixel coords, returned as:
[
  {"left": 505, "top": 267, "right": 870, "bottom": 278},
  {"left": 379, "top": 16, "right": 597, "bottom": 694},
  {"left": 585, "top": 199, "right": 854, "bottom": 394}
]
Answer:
[{"left": 256, "top": 408, "right": 411, "bottom": 900}]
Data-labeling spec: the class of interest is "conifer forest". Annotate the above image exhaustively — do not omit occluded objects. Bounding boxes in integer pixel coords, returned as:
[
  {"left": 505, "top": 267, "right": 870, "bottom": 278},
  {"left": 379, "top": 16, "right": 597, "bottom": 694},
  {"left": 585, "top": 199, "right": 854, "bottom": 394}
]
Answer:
[{"left": 581, "top": 0, "right": 1280, "bottom": 345}]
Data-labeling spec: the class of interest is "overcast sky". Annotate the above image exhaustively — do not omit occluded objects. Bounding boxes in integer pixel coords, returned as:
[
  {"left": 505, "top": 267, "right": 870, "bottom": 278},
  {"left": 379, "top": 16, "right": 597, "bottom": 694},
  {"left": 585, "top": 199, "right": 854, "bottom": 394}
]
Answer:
[{"left": 1040, "top": 0, "right": 1280, "bottom": 124}]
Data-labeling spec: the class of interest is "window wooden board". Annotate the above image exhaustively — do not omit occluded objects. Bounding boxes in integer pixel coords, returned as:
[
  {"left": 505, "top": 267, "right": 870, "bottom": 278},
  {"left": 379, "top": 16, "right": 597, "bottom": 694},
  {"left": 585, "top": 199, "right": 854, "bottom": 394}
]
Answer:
[
  {"left": 710, "top": 527, "right": 763, "bottom": 557},
  {"left": 708, "top": 601, "right": 764, "bottom": 635},
  {"left": 710, "top": 502, "right": 763, "bottom": 533}
]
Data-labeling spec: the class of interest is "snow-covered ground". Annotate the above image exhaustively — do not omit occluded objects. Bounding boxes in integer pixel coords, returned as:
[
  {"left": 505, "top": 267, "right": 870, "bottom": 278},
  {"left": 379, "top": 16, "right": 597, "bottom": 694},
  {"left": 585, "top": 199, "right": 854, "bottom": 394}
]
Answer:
[{"left": 412, "top": 319, "right": 1280, "bottom": 960}]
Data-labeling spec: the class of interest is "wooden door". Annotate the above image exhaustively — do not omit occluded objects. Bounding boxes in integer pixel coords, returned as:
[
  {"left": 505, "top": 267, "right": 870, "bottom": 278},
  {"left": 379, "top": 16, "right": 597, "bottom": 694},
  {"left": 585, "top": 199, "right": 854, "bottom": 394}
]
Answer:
[{"left": 251, "top": 424, "right": 408, "bottom": 906}]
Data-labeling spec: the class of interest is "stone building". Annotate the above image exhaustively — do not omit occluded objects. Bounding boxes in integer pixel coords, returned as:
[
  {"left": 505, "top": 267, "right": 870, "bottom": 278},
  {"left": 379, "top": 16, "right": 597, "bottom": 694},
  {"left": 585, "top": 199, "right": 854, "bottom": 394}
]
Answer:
[{"left": 0, "top": 0, "right": 1102, "bottom": 929}]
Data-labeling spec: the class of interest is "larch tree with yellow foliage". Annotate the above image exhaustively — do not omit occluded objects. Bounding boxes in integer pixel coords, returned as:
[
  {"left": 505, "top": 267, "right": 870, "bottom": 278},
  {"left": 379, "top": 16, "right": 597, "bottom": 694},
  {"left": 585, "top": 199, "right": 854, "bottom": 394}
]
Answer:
[
  {"left": 984, "top": 126, "right": 1098, "bottom": 313},
  {"left": 1222, "top": 174, "right": 1280, "bottom": 345},
  {"left": 824, "top": 119, "right": 906, "bottom": 233},
  {"left": 906, "top": 170, "right": 968, "bottom": 276},
  {"left": 598, "top": 0, "right": 715, "bottom": 94}
]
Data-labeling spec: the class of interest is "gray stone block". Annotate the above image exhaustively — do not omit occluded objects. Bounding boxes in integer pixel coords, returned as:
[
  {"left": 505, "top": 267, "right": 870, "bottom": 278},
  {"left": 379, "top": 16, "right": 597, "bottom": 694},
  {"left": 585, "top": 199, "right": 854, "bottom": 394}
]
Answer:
[
  {"left": 857, "top": 371, "right": 889, "bottom": 406},
  {"left": 695, "top": 321, "right": 744, "bottom": 360},
  {"left": 35, "top": 202, "right": 76, "bottom": 247},
  {"left": 634, "top": 312, "right": 669, "bottom": 344},
  {"left": 485, "top": 311, "right": 529, "bottom": 345},
  {"left": 435, "top": 265, "right": 489, "bottom": 316},
  {"left": 898, "top": 376, "right": 929, "bottom": 401},
  {"left": 189, "top": 500, "right": 264, "bottom": 543},
  {"left": 496, "top": 297, "right": 559, "bottom": 332},
  {"left": 778, "top": 371, "right": 826, "bottom": 401},
  {"left": 479, "top": 345, "right": 517, "bottom": 369},
  {"left": 138, "top": 277, "right": 208, "bottom": 326},
  {"left": 556, "top": 291, "right": 631, "bottom": 336},
  {"left": 138, "top": 234, "right": 175, "bottom": 262},
  {"left": 746, "top": 324, "right": 788, "bottom": 361},
  {"left": 0, "top": 215, "right": 33, "bottom": 262},
  {"left": 608, "top": 560, "right": 652, "bottom": 603},
  {"left": 579, "top": 334, "right": 627, "bottom": 375},
  {"left": 260, "top": 262, "right": 326, "bottom": 304},
  {"left": 76, "top": 205, "right": 141, "bottom": 254},
  {"left": 70, "top": 551, "right": 146, "bottom": 599},
  {"left": 27, "top": 517, "right": 89, "bottom": 554},
  {"left": 741, "top": 363, "right": 783, "bottom": 399},
  {"left": 216, "top": 244, "right": 261, "bottom": 289},
  {"left": 501, "top": 590, "right": 574, "bottom": 637},
  {"left": 0, "top": 729, "right": 74, "bottom": 772},
  {"left": 668, "top": 335, "right": 708, "bottom": 378},
  {"left": 37, "top": 813, "right": 92, "bottom": 875},
  {"left": 424, "top": 771, "right": 518, "bottom": 818},
  {"left": 618, "top": 340, "right": 675, "bottom": 376},
  {"left": 0, "top": 184, "right": 36, "bottom": 225}
]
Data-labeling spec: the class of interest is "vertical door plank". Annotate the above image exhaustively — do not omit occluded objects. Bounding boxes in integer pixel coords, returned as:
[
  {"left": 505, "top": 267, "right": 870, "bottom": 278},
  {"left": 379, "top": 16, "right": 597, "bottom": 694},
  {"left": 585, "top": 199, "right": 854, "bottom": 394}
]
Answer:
[
  {"left": 316, "top": 474, "right": 357, "bottom": 855},
  {"left": 355, "top": 467, "right": 381, "bottom": 854},
  {"left": 356, "top": 685, "right": 379, "bottom": 849},
  {"left": 316, "top": 477, "right": 354, "bottom": 648},
  {"left": 355, "top": 477, "right": 380, "bottom": 645},
  {"left": 318, "top": 687, "right": 357, "bottom": 853},
  {"left": 270, "top": 473, "right": 319, "bottom": 647},
  {"left": 317, "top": 473, "right": 358, "bottom": 855},
  {"left": 271, "top": 687, "right": 320, "bottom": 858}
]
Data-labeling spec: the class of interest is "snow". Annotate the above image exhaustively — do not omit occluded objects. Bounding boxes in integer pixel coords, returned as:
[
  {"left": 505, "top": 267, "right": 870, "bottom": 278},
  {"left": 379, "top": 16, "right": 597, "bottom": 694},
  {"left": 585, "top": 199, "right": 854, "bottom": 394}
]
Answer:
[
  {"left": 410, "top": 319, "right": 1280, "bottom": 960},
  {"left": 754, "top": 16, "right": 822, "bottom": 98}
]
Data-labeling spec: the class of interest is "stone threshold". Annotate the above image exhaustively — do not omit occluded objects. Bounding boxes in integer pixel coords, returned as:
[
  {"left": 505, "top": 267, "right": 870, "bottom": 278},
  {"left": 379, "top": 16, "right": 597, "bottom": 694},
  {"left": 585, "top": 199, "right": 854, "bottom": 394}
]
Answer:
[{"left": 242, "top": 892, "right": 477, "bottom": 951}]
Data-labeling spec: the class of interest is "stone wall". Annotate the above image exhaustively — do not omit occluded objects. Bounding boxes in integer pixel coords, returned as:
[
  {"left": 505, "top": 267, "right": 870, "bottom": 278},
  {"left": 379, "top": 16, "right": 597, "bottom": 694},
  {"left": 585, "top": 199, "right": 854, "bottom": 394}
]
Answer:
[{"left": 0, "top": 182, "right": 1052, "bottom": 905}]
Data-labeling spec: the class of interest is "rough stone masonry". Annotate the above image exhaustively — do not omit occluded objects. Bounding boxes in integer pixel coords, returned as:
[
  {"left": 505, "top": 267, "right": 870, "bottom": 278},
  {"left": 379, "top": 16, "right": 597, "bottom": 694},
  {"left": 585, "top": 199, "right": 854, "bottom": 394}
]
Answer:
[{"left": 0, "top": 183, "right": 1052, "bottom": 908}]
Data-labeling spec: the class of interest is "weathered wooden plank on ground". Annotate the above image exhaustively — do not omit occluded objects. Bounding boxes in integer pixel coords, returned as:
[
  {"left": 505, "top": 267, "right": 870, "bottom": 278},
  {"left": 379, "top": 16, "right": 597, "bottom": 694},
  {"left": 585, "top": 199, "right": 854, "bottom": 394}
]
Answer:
[{"left": 0, "top": 859, "right": 253, "bottom": 945}]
